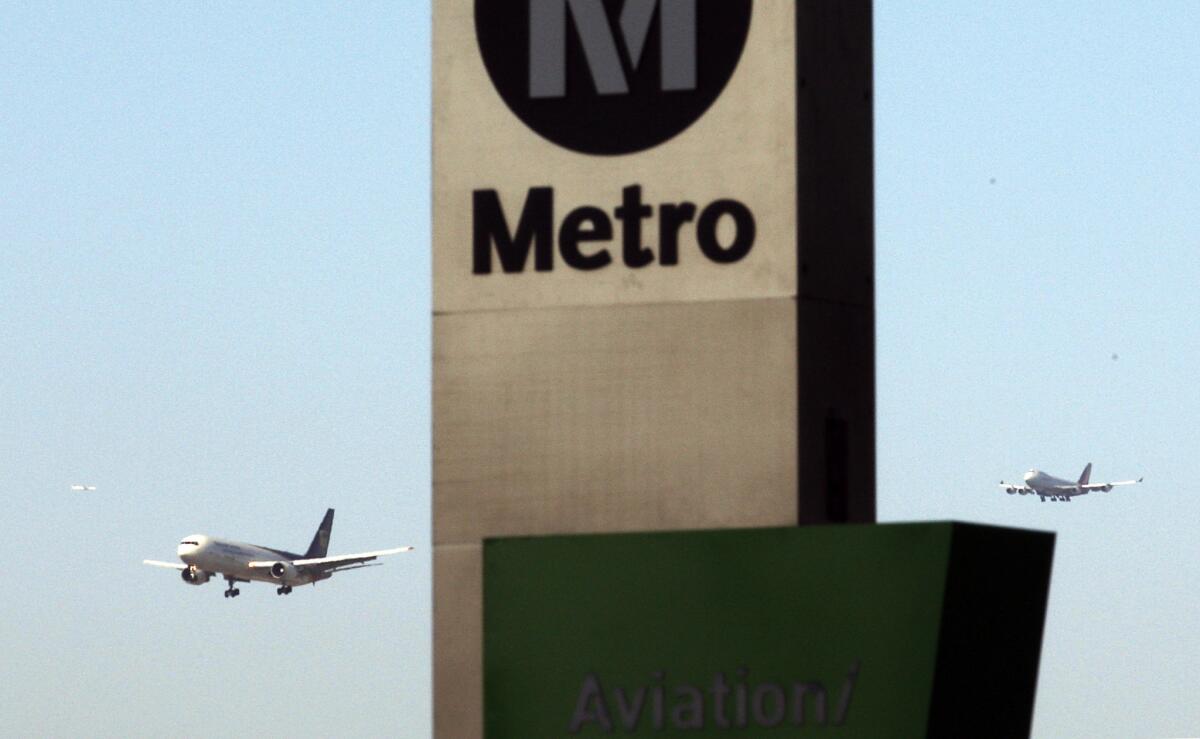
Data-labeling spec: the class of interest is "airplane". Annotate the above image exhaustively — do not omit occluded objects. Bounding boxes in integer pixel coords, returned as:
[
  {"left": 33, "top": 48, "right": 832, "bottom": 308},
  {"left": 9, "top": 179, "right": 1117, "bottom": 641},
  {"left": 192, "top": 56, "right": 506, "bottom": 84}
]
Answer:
[
  {"left": 143, "top": 509, "right": 413, "bottom": 598},
  {"left": 69, "top": 484, "right": 96, "bottom": 492},
  {"left": 1000, "top": 463, "right": 1143, "bottom": 503}
]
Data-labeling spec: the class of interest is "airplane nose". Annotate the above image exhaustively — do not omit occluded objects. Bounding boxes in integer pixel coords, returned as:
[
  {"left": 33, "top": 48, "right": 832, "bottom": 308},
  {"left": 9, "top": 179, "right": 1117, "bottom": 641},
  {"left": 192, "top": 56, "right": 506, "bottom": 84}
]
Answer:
[{"left": 177, "top": 535, "right": 205, "bottom": 561}]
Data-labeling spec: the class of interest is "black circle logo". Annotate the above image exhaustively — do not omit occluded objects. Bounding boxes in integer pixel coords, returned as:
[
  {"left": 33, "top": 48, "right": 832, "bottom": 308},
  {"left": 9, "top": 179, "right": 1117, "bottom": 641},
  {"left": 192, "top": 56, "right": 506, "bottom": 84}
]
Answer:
[{"left": 475, "top": 0, "right": 753, "bottom": 156}]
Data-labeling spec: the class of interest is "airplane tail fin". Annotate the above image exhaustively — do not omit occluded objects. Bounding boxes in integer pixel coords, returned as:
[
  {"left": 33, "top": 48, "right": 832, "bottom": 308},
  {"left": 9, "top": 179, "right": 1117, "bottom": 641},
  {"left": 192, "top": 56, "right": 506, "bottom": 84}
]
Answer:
[
  {"left": 1078, "top": 463, "right": 1092, "bottom": 486},
  {"left": 305, "top": 509, "right": 334, "bottom": 559}
]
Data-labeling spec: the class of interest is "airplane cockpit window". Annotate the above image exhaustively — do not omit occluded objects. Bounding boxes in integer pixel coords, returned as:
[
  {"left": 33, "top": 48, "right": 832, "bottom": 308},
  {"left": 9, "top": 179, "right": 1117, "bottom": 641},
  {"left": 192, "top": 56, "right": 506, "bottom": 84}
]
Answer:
[{"left": 180, "top": 540, "right": 200, "bottom": 546}]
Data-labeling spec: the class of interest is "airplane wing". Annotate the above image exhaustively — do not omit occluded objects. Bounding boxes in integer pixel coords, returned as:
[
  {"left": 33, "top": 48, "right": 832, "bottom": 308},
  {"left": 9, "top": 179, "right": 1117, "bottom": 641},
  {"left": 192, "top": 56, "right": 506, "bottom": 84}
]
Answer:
[
  {"left": 143, "top": 559, "right": 186, "bottom": 570},
  {"left": 249, "top": 546, "right": 415, "bottom": 573},
  {"left": 1080, "top": 477, "right": 1144, "bottom": 491},
  {"left": 322, "top": 563, "right": 383, "bottom": 573},
  {"left": 999, "top": 482, "right": 1030, "bottom": 493}
]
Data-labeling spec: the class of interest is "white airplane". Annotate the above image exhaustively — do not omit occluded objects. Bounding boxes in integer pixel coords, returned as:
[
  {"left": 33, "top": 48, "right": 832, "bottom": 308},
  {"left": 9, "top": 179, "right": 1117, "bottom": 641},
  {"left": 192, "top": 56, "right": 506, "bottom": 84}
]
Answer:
[
  {"left": 1000, "top": 463, "right": 1143, "bottom": 503},
  {"left": 69, "top": 484, "right": 96, "bottom": 492},
  {"left": 143, "top": 509, "right": 413, "bottom": 598}
]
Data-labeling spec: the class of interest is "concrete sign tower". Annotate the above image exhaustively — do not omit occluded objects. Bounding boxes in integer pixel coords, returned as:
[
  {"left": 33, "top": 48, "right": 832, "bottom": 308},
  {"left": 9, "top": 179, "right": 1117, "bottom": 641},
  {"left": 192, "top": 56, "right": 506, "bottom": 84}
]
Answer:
[{"left": 433, "top": 2, "right": 873, "bottom": 735}]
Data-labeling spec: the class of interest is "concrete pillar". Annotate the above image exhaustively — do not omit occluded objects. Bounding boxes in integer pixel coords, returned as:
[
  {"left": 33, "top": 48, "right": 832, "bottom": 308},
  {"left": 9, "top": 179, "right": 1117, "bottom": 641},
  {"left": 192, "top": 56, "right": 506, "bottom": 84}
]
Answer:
[{"left": 432, "top": 3, "right": 873, "bottom": 735}]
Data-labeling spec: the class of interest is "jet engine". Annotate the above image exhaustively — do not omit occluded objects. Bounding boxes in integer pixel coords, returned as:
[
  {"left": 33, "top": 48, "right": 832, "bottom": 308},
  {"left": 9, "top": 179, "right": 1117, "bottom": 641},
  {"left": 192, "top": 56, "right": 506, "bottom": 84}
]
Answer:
[
  {"left": 1006, "top": 487, "right": 1016, "bottom": 494},
  {"left": 181, "top": 566, "right": 210, "bottom": 585},
  {"left": 269, "top": 562, "right": 300, "bottom": 582}
]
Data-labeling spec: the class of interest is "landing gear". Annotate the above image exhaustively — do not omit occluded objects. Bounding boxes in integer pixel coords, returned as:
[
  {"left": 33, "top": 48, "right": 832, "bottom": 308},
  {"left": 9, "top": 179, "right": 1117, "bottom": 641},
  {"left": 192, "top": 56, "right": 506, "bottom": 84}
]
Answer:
[
  {"left": 276, "top": 585, "right": 293, "bottom": 595},
  {"left": 223, "top": 577, "right": 241, "bottom": 598}
]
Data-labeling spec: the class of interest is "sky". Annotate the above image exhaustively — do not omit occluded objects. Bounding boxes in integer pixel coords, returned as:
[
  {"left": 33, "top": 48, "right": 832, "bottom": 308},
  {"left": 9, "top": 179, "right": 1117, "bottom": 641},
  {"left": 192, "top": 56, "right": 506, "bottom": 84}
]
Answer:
[{"left": 1, "top": 2, "right": 1198, "bottom": 738}]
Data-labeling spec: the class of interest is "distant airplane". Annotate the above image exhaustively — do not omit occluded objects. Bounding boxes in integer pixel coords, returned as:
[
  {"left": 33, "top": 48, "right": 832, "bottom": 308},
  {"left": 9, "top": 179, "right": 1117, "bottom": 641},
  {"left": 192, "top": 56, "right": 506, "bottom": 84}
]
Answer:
[
  {"left": 69, "top": 484, "right": 96, "bottom": 492},
  {"left": 1000, "top": 463, "right": 1143, "bottom": 503},
  {"left": 144, "top": 509, "right": 413, "bottom": 598}
]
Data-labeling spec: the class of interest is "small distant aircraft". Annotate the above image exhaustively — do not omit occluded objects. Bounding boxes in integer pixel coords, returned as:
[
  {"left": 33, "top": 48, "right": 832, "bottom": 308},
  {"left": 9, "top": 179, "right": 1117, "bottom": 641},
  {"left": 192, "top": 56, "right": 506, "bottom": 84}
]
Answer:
[
  {"left": 1000, "top": 463, "right": 1143, "bottom": 503},
  {"left": 143, "top": 509, "right": 413, "bottom": 598},
  {"left": 69, "top": 484, "right": 96, "bottom": 492}
]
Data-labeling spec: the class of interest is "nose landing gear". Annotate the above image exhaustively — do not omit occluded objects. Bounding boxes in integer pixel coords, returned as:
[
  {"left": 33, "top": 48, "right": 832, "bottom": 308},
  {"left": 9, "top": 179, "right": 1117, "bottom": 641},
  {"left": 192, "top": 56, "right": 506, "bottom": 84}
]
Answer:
[{"left": 223, "top": 577, "right": 242, "bottom": 598}]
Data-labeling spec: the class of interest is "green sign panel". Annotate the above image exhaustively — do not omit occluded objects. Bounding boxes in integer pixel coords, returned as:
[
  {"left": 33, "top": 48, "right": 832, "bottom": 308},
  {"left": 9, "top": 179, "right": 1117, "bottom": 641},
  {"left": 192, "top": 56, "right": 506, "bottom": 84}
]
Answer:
[{"left": 485, "top": 522, "right": 1053, "bottom": 738}]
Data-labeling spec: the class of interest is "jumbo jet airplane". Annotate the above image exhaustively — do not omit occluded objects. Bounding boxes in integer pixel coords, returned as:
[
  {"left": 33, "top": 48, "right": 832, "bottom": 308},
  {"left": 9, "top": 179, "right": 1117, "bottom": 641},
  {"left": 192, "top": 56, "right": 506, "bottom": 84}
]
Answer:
[
  {"left": 1000, "top": 463, "right": 1143, "bottom": 503},
  {"left": 143, "top": 509, "right": 413, "bottom": 598}
]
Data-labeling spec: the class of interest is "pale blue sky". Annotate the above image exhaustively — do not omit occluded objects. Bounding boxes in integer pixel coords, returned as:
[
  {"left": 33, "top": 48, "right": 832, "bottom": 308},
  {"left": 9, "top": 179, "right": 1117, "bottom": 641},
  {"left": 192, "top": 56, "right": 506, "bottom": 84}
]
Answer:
[{"left": 2, "top": 3, "right": 1197, "bottom": 738}]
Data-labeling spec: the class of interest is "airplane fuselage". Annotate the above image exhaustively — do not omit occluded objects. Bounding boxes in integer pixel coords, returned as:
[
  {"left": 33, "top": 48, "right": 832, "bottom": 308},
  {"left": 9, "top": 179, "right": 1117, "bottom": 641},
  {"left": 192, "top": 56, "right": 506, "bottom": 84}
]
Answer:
[
  {"left": 177, "top": 535, "right": 329, "bottom": 586},
  {"left": 1023, "top": 469, "right": 1075, "bottom": 494}
]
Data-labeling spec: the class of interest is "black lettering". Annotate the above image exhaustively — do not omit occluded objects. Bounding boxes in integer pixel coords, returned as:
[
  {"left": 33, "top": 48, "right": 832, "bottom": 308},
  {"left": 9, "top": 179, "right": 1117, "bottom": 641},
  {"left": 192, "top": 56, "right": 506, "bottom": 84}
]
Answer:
[
  {"left": 615, "top": 185, "right": 654, "bottom": 267},
  {"left": 559, "top": 206, "right": 613, "bottom": 271},
  {"left": 472, "top": 187, "right": 553, "bottom": 274},
  {"left": 657, "top": 202, "right": 696, "bottom": 266},
  {"left": 472, "top": 186, "right": 756, "bottom": 274},
  {"left": 697, "top": 199, "right": 755, "bottom": 263}
]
